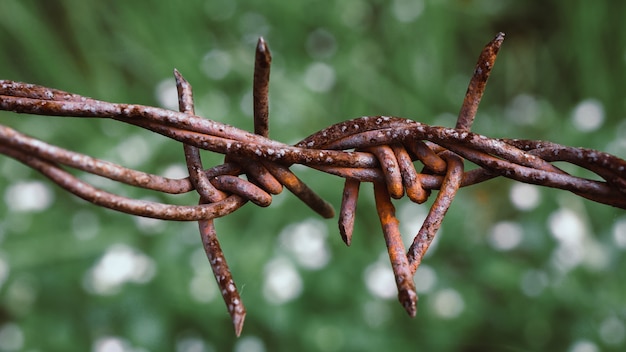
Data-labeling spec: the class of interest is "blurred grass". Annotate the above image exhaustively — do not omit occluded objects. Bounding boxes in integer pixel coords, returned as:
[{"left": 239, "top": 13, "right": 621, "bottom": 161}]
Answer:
[{"left": 1, "top": 0, "right": 625, "bottom": 351}]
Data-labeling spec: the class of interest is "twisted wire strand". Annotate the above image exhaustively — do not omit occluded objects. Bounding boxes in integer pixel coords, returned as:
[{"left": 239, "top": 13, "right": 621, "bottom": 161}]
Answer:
[{"left": 1, "top": 33, "right": 625, "bottom": 336}]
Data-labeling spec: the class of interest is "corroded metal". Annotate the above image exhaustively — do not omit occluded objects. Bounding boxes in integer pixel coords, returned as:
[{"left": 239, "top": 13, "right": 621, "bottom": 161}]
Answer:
[
  {"left": 1, "top": 33, "right": 625, "bottom": 336},
  {"left": 175, "top": 70, "right": 247, "bottom": 336}
]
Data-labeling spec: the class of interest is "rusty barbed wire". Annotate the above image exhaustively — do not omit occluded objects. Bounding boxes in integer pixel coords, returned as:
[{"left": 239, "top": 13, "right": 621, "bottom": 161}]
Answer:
[{"left": 1, "top": 33, "right": 625, "bottom": 336}]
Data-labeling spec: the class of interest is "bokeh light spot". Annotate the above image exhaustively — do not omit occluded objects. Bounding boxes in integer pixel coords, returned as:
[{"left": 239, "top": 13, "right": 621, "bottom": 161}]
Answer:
[
  {"left": 612, "top": 217, "right": 626, "bottom": 249},
  {"left": 263, "top": 257, "right": 302, "bottom": 305},
  {"left": 239, "top": 90, "right": 253, "bottom": 117},
  {"left": 161, "top": 163, "right": 188, "bottom": 179},
  {"left": 568, "top": 340, "right": 599, "bottom": 352},
  {"left": 234, "top": 335, "right": 266, "bottom": 352},
  {"left": 155, "top": 78, "right": 178, "bottom": 110},
  {"left": 200, "top": 49, "right": 232, "bottom": 80},
  {"left": 0, "top": 254, "right": 8, "bottom": 290},
  {"left": 571, "top": 99, "right": 604, "bottom": 132},
  {"left": 599, "top": 316, "right": 626, "bottom": 346},
  {"left": 392, "top": 0, "right": 424, "bottom": 23},
  {"left": 188, "top": 248, "right": 218, "bottom": 303},
  {"left": 92, "top": 336, "right": 133, "bottom": 352},
  {"left": 188, "top": 271, "right": 218, "bottom": 304},
  {"left": 398, "top": 202, "right": 427, "bottom": 240},
  {"left": 509, "top": 183, "right": 541, "bottom": 211},
  {"left": 304, "top": 63, "right": 336, "bottom": 92},
  {"left": 432, "top": 289, "right": 465, "bottom": 319},
  {"left": 134, "top": 216, "right": 166, "bottom": 235},
  {"left": 115, "top": 135, "right": 150, "bottom": 168},
  {"left": 84, "top": 244, "right": 156, "bottom": 295},
  {"left": 506, "top": 94, "right": 539, "bottom": 126},
  {"left": 0, "top": 323, "right": 23, "bottom": 351},
  {"left": 364, "top": 254, "right": 396, "bottom": 299},
  {"left": 489, "top": 221, "right": 523, "bottom": 251},
  {"left": 547, "top": 207, "right": 597, "bottom": 273},
  {"left": 548, "top": 208, "right": 585, "bottom": 246},
  {"left": 4, "top": 181, "right": 54, "bottom": 212},
  {"left": 176, "top": 336, "right": 215, "bottom": 352},
  {"left": 279, "top": 218, "right": 330, "bottom": 270},
  {"left": 414, "top": 264, "right": 437, "bottom": 294}
]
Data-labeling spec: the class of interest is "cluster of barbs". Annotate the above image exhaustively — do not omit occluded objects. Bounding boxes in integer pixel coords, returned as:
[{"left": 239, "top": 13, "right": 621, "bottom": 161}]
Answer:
[{"left": 1, "top": 33, "right": 625, "bottom": 336}]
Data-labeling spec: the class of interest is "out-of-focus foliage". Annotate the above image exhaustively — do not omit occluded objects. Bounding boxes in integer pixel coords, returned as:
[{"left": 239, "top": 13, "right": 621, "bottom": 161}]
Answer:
[{"left": 1, "top": 0, "right": 625, "bottom": 351}]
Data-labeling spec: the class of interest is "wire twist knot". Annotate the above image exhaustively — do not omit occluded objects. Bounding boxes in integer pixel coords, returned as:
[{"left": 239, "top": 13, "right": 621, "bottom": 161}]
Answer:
[{"left": 1, "top": 33, "right": 625, "bottom": 336}]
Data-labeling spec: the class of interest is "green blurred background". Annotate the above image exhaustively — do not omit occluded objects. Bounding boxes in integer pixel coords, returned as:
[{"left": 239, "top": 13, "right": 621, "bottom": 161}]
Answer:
[{"left": 1, "top": 0, "right": 625, "bottom": 351}]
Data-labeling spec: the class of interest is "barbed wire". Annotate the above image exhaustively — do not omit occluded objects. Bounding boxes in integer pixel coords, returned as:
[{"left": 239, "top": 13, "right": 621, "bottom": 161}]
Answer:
[{"left": 1, "top": 33, "right": 625, "bottom": 336}]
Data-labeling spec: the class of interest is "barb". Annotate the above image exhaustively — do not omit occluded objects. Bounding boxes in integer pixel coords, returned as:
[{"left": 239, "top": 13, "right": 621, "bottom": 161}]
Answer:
[
  {"left": 253, "top": 37, "right": 272, "bottom": 137},
  {"left": 175, "top": 70, "right": 247, "bottom": 336},
  {"left": 456, "top": 32, "right": 505, "bottom": 131},
  {"left": 1, "top": 33, "right": 625, "bottom": 336}
]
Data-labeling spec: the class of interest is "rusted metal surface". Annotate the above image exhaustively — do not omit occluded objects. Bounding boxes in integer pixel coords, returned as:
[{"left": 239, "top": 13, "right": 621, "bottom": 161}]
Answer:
[
  {"left": 374, "top": 181, "right": 418, "bottom": 317},
  {"left": 338, "top": 178, "right": 360, "bottom": 246},
  {"left": 407, "top": 152, "right": 464, "bottom": 273},
  {"left": 1, "top": 33, "right": 625, "bottom": 336},
  {"left": 175, "top": 70, "right": 247, "bottom": 336},
  {"left": 253, "top": 37, "right": 271, "bottom": 138},
  {"left": 456, "top": 32, "right": 505, "bottom": 131}
]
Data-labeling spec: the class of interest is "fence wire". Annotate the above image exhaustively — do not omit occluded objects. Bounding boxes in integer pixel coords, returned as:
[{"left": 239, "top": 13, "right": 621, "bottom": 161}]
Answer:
[{"left": 1, "top": 33, "right": 624, "bottom": 336}]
